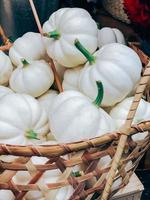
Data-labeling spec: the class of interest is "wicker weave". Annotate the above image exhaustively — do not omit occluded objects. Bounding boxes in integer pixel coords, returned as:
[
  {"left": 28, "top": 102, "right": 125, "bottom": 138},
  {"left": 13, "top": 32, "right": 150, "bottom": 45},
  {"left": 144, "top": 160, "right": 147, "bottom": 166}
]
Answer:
[{"left": 0, "top": 1, "right": 150, "bottom": 200}]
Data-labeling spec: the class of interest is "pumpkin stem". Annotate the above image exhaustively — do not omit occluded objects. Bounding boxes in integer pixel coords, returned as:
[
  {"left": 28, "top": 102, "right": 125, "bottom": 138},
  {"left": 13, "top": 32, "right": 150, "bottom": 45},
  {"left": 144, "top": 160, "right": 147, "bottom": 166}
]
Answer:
[
  {"left": 96, "top": 22, "right": 101, "bottom": 29},
  {"left": 43, "top": 30, "right": 60, "bottom": 40},
  {"left": 26, "top": 130, "right": 40, "bottom": 140},
  {"left": 91, "top": 192, "right": 100, "bottom": 200},
  {"left": 21, "top": 59, "right": 29, "bottom": 67},
  {"left": 74, "top": 39, "right": 95, "bottom": 65},
  {"left": 93, "top": 81, "right": 104, "bottom": 107},
  {"left": 71, "top": 171, "right": 82, "bottom": 177}
]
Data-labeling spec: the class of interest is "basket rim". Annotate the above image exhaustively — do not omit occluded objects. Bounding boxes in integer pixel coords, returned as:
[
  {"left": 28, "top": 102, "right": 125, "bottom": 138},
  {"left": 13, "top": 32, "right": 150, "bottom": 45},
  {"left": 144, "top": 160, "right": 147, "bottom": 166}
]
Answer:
[{"left": 0, "top": 120, "right": 149, "bottom": 157}]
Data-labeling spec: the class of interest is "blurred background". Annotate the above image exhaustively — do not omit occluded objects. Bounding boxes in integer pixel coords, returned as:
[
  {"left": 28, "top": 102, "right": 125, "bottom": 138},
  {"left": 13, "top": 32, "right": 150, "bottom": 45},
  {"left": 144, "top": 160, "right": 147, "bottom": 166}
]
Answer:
[
  {"left": 0, "top": 0, "right": 90, "bottom": 37},
  {"left": 0, "top": 0, "right": 149, "bottom": 55}
]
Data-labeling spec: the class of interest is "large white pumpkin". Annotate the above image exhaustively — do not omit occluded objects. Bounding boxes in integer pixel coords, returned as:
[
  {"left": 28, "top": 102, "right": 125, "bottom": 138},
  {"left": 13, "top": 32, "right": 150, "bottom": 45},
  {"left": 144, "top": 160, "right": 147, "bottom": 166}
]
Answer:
[
  {"left": 49, "top": 82, "right": 115, "bottom": 143},
  {"left": 110, "top": 97, "right": 150, "bottom": 141},
  {"left": 76, "top": 42, "right": 142, "bottom": 107},
  {"left": 9, "top": 59, "right": 54, "bottom": 97},
  {"left": 0, "top": 51, "right": 13, "bottom": 85},
  {"left": 0, "top": 86, "right": 13, "bottom": 99},
  {"left": 0, "top": 190, "right": 15, "bottom": 200},
  {"left": 38, "top": 89, "right": 58, "bottom": 115},
  {"left": 0, "top": 93, "right": 49, "bottom": 145},
  {"left": 98, "top": 27, "right": 125, "bottom": 48},
  {"left": 9, "top": 32, "right": 46, "bottom": 66},
  {"left": 43, "top": 8, "right": 98, "bottom": 68},
  {"left": 62, "top": 66, "right": 83, "bottom": 91}
]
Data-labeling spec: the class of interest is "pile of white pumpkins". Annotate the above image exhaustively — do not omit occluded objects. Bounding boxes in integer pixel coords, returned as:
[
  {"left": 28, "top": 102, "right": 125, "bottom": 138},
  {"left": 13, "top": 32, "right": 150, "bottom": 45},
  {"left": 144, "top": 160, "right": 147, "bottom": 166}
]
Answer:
[{"left": 0, "top": 7, "right": 149, "bottom": 200}]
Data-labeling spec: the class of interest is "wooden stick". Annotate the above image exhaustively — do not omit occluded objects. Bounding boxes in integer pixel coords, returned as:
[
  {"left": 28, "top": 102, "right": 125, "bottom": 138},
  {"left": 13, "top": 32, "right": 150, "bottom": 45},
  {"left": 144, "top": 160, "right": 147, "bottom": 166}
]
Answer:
[
  {"left": 0, "top": 25, "right": 9, "bottom": 44},
  {"left": 28, "top": 0, "right": 43, "bottom": 35},
  {"left": 0, "top": 43, "right": 12, "bottom": 51},
  {"left": 101, "top": 61, "right": 150, "bottom": 200},
  {"left": 49, "top": 59, "right": 63, "bottom": 92},
  {"left": 0, "top": 25, "right": 12, "bottom": 51},
  {"left": 28, "top": 0, "right": 63, "bottom": 92}
]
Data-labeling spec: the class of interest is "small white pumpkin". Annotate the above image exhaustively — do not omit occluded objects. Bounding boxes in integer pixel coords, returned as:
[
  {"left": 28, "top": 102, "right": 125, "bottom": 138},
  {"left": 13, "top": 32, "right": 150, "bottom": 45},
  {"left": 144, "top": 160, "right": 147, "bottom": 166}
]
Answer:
[
  {"left": 9, "top": 59, "right": 54, "bottom": 97},
  {"left": 0, "top": 93, "right": 49, "bottom": 145},
  {"left": 62, "top": 66, "right": 83, "bottom": 91},
  {"left": 49, "top": 82, "right": 115, "bottom": 143},
  {"left": 43, "top": 8, "right": 98, "bottom": 68},
  {"left": 98, "top": 27, "right": 125, "bottom": 48},
  {"left": 0, "top": 86, "right": 15, "bottom": 162},
  {"left": 110, "top": 97, "right": 150, "bottom": 141},
  {"left": 0, "top": 190, "right": 15, "bottom": 200},
  {"left": 0, "top": 51, "right": 13, "bottom": 85},
  {"left": 9, "top": 32, "right": 46, "bottom": 66},
  {"left": 0, "top": 86, "right": 13, "bottom": 99},
  {"left": 75, "top": 42, "right": 142, "bottom": 107},
  {"left": 38, "top": 89, "right": 58, "bottom": 115}
]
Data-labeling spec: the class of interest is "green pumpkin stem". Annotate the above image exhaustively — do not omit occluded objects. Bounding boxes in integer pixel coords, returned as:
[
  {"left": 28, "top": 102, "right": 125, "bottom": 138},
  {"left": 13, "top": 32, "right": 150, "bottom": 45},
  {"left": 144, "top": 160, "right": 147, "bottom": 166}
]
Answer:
[
  {"left": 43, "top": 30, "right": 60, "bottom": 40},
  {"left": 21, "top": 59, "right": 29, "bottom": 67},
  {"left": 74, "top": 39, "right": 95, "bottom": 65},
  {"left": 96, "top": 22, "right": 101, "bottom": 29},
  {"left": 93, "top": 81, "right": 104, "bottom": 107},
  {"left": 91, "top": 192, "right": 100, "bottom": 200},
  {"left": 26, "top": 130, "right": 40, "bottom": 140},
  {"left": 71, "top": 171, "right": 82, "bottom": 177}
]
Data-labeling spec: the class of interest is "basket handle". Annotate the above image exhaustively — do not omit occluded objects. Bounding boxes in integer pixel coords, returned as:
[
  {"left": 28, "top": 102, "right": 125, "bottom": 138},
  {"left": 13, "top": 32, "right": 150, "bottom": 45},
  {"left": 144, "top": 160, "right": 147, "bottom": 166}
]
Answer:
[{"left": 101, "top": 60, "right": 150, "bottom": 200}]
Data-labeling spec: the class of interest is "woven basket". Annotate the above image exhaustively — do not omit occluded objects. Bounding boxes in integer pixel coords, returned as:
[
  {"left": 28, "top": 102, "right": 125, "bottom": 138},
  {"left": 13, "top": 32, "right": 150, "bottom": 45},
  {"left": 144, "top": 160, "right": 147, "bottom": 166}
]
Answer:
[{"left": 0, "top": 1, "right": 150, "bottom": 200}]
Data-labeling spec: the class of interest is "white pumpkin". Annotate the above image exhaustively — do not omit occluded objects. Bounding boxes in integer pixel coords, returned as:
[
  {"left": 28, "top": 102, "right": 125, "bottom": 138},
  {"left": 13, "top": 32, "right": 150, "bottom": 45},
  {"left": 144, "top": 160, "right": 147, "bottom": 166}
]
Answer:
[
  {"left": 9, "top": 32, "right": 46, "bottom": 66},
  {"left": 0, "top": 51, "right": 13, "bottom": 85},
  {"left": 110, "top": 97, "right": 150, "bottom": 141},
  {"left": 38, "top": 89, "right": 58, "bottom": 115},
  {"left": 43, "top": 8, "right": 98, "bottom": 68},
  {"left": 0, "top": 190, "right": 15, "bottom": 200},
  {"left": 62, "top": 66, "right": 83, "bottom": 91},
  {"left": 76, "top": 42, "right": 142, "bottom": 107},
  {"left": 0, "top": 93, "right": 49, "bottom": 145},
  {"left": 98, "top": 27, "right": 125, "bottom": 48},
  {"left": 0, "top": 86, "right": 13, "bottom": 99},
  {"left": 9, "top": 59, "right": 54, "bottom": 97},
  {"left": 0, "top": 86, "right": 15, "bottom": 162},
  {"left": 49, "top": 82, "right": 115, "bottom": 143}
]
